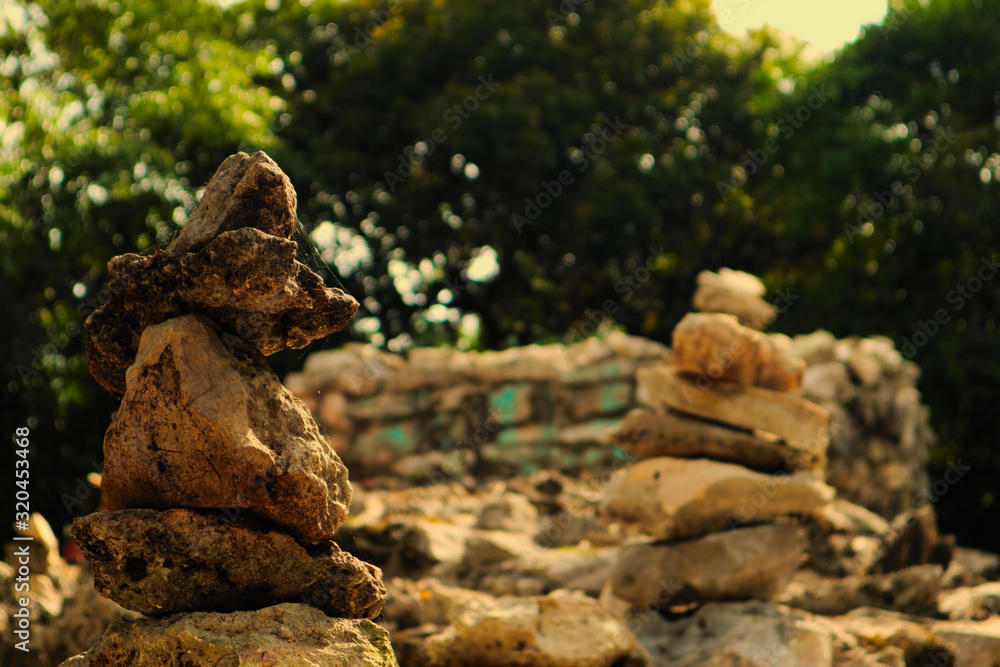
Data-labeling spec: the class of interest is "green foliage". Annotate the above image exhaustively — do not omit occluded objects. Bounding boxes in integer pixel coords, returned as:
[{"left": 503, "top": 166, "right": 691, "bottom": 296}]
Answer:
[
  {"left": 238, "top": 0, "right": 798, "bottom": 350},
  {"left": 752, "top": 0, "right": 1000, "bottom": 550}
]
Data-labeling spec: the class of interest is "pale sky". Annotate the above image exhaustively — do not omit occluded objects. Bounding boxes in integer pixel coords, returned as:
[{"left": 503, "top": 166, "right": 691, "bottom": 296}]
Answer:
[{"left": 713, "top": 0, "right": 892, "bottom": 59}]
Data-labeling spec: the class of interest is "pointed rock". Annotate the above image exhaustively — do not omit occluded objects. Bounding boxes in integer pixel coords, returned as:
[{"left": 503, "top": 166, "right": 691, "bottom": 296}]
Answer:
[
  {"left": 99, "top": 314, "right": 351, "bottom": 544},
  {"left": 87, "top": 229, "right": 357, "bottom": 395},
  {"left": 167, "top": 151, "right": 297, "bottom": 254}
]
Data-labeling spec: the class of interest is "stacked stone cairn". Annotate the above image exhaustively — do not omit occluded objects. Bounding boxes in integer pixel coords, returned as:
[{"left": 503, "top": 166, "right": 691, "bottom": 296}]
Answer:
[
  {"left": 602, "top": 269, "right": 838, "bottom": 609},
  {"left": 61, "top": 152, "right": 397, "bottom": 666}
]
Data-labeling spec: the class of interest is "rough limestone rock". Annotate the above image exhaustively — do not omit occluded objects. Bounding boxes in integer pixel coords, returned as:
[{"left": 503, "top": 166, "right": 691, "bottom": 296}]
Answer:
[
  {"left": 474, "top": 492, "right": 540, "bottom": 532},
  {"left": 692, "top": 268, "right": 778, "bottom": 329},
  {"left": 608, "top": 524, "right": 807, "bottom": 606},
  {"left": 612, "top": 407, "right": 824, "bottom": 473},
  {"left": 933, "top": 618, "right": 1000, "bottom": 666},
  {"left": 938, "top": 582, "right": 1000, "bottom": 620},
  {"left": 467, "top": 546, "right": 619, "bottom": 598},
  {"left": 829, "top": 609, "right": 957, "bottom": 666},
  {"left": 422, "top": 589, "right": 636, "bottom": 667},
  {"left": 777, "top": 565, "right": 943, "bottom": 616},
  {"left": 167, "top": 151, "right": 297, "bottom": 254},
  {"left": 100, "top": 314, "right": 351, "bottom": 544},
  {"left": 630, "top": 601, "right": 834, "bottom": 667},
  {"left": 603, "top": 457, "right": 834, "bottom": 540},
  {"left": 638, "top": 366, "right": 829, "bottom": 455},
  {"left": 671, "top": 312, "right": 805, "bottom": 391},
  {"left": 71, "top": 508, "right": 385, "bottom": 619},
  {"left": 87, "top": 227, "right": 358, "bottom": 395},
  {"left": 58, "top": 603, "right": 398, "bottom": 667}
]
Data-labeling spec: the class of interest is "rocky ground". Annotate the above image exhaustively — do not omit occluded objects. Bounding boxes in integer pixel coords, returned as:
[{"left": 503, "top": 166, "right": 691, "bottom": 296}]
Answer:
[{"left": 5, "top": 470, "right": 1000, "bottom": 666}]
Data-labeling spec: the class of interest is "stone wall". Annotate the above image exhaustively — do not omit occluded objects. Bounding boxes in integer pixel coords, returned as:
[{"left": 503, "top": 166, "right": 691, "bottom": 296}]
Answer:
[
  {"left": 793, "top": 331, "right": 936, "bottom": 517},
  {"left": 286, "top": 329, "right": 935, "bottom": 519},
  {"left": 284, "top": 332, "right": 672, "bottom": 483}
]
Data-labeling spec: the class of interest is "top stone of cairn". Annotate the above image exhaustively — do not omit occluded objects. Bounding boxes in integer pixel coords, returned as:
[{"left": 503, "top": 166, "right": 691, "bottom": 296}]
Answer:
[
  {"left": 167, "top": 151, "right": 298, "bottom": 254},
  {"left": 85, "top": 151, "right": 358, "bottom": 395}
]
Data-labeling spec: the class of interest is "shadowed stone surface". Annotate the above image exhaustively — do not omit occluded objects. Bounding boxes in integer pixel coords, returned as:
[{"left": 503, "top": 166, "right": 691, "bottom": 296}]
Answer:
[
  {"left": 167, "top": 151, "right": 297, "bottom": 254},
  {"left": 71, "top": 508, "right": 385, "bottom": 619},
  {"left": 612, "top": 408, "right": 824, "bottom": 473},
  {"left": 59, "top": 603, "right": 398, "bottom": 667},
  {"left": 87, "top": 230, "right": 357, "bottom": 396},
  {"left": 777, "top": 564, "right": 943, "bottom": 616},
  {"left": 100, "top": 314, "right": 351, "bottom": 544}
]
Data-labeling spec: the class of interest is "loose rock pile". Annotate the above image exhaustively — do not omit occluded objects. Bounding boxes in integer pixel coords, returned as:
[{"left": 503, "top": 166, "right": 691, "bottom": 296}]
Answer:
[
  {"left": 61, "top": 152, "right": 397, "bottom": 666},
  {"left": 603, "top": 273, "right": 837, "bottom": 610}
]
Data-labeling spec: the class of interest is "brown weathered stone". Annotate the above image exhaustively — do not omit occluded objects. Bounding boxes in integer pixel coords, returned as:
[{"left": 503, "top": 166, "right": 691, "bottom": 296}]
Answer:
[
  {"left": 612, "top": 408, "right": 824, "bottom": 473},
  {"left": 167, "top": 151, "right": 298, "bottom": 254},
  {"left": 608, "top": 524, "right": 807, "bottom": 606},
  {"left": 71, "top": 508, "right": 384, "bottom": 619},
  {"left": 59, "top": 603, "right": 398, "bottom": 667},
  {"left": 86, "top": 226, "right": 358, "bottom": 395},
  {"left": 100, "top": 314, "right": 351, "bottom": 544},
  {"left": 872, "top": 505, "right": 954, "bottom": 574},
  {"left": 671, "top": 312, "right": 804, "bottom": 391},
  {"left": 422, "top": 589, "right": 637, "bottom": 667},
  {"left": 602, "top": 457, "right": 833, "bottom": 540}
]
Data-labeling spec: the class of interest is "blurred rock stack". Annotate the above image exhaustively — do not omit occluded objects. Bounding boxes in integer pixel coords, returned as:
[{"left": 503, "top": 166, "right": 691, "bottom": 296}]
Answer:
[
  {"left": 290, "top": 267, "right": 935, "bottom": 524},
  {"left": 62, "top": 152, "right": 397, "bottom": 666},
  {"left": 603, "top": 269, "right": 837, "bottom": 608}
]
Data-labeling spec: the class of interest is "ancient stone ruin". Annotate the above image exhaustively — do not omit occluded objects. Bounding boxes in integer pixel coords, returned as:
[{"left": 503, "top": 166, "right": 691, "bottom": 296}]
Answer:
[{"left": 60, "top": 151, "right": 398, "bottom": 666}]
